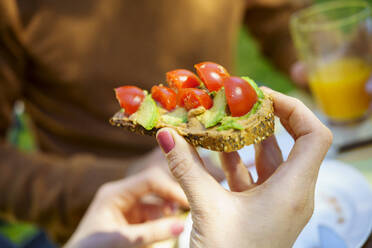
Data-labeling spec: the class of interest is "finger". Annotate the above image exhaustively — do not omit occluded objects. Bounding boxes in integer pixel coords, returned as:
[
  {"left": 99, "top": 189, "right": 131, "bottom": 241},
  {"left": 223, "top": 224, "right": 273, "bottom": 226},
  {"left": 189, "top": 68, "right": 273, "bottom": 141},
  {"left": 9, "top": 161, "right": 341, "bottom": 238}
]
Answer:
[
  {"left": 261, "top": 88, "right": 332, "bottom": 182},
  {"left": 132, "top": 201, "right": 176, "bottom": 222},
  {"left": 219, "top": 152, "right": 253, "bottom": 192},
  {"left": 141, "top": 169, "right": 189, "bottom": 208},
  {"left": 156, "top": 128, "right": 221, "bottom": 205},
  {"left": 101, "top": 168, "right": 188, "bottom": 211},
  {"left": 127, "top": 217, "right": 185, "bottom": 246},
  {"left": 290, "top": 62, "right": 308, "bottom": 88},
  {"left": 203, "top": 156, "right": 225, "bottom": 182},
  {"left": 254, "top": 135, "right": 283, "bottom": 184}
]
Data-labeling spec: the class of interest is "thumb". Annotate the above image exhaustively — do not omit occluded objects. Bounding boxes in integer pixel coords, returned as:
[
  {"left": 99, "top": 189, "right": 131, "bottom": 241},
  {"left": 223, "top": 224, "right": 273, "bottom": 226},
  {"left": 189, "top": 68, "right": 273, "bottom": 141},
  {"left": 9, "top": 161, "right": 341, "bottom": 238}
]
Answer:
[
  {"left": 127, "top": 217, "right": 185, "bottom": 246},
  {"left": 156, "top": 128, "right": 220, "bottom": 205}
]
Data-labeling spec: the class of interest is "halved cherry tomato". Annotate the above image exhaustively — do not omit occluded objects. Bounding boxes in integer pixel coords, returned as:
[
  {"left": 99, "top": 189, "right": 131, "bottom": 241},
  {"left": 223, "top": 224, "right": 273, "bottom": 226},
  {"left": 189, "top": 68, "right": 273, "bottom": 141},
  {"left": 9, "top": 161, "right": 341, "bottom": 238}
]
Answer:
[
  {"left": 178, "top": 88, "right": 213, "bottom": 110},
  {"left": 166, "top": 69, "right": 200, "bottom": 89},
  {"left": 115, "top": 86, "right": 145, "bottom": 115},
  {"left": 151, "top": 85, "right": 177, "bottom": 111},
  {"left": 194, "top": 62, "right": 230, "bottom": 92},
  {"left": 223, "top": 76, "right": 258, "bottom": 117}
]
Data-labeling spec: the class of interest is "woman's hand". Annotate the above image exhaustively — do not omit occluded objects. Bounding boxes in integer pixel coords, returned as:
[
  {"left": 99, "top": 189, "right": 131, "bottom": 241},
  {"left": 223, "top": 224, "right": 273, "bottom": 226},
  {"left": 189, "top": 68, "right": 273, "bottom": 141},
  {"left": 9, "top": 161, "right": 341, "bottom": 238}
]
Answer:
[
  {"left": 156, "top": 88, "right": 333, "bottom": 248},
  {"left": 65, "top": 167, "right": 188, "bottom": 248}
]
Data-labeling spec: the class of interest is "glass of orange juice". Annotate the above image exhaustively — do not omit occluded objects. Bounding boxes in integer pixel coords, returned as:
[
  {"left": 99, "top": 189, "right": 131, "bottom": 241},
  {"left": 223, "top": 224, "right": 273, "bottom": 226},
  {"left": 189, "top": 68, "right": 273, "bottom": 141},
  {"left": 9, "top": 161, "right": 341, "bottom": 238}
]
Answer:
[{"left": 291, "top": 0, "right": 372, "bottom": 124}]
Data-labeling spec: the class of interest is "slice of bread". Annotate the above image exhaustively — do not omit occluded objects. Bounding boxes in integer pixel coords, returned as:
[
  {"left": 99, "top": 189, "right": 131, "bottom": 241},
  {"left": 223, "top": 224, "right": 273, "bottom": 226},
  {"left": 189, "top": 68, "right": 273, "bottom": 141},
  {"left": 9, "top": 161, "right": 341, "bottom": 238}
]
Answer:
[{"left": 110, "top": 92, "right": 274, "bottom": 152}]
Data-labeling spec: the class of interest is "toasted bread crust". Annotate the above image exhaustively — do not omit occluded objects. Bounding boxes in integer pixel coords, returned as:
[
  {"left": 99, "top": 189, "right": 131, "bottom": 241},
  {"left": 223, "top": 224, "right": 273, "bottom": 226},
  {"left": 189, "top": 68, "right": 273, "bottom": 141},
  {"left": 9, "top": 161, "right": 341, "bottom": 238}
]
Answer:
[{"left": 110, "top": 93, "right": 274, "bottom": 152}]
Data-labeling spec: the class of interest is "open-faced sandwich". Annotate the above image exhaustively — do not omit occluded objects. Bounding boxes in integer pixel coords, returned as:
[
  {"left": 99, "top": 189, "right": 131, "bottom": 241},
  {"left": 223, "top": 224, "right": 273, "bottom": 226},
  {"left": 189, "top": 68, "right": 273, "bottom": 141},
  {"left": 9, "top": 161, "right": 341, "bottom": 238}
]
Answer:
[{"left": 110, "top": 62, "right": 274, "bottom": 152}]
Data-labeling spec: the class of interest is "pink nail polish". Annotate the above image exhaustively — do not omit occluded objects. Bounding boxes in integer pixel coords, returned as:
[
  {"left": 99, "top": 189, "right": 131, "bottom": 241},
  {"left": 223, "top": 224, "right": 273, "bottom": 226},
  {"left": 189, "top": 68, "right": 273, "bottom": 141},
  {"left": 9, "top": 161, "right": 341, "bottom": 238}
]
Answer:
[
  {"left": 171, "top": 223, "right": 184, "bottom": 236},
  {"left": 157, "top": 131, "right": 175, "bottom": 153}
]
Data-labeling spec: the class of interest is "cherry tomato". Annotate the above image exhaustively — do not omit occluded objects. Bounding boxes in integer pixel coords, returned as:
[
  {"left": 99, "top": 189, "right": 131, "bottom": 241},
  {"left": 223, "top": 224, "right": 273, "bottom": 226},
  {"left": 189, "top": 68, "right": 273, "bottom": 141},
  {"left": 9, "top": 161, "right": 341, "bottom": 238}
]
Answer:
[
  {"left": 166, "top": 69, "right": 200, "bottom": 89},
  {"left": 194, "top": 62, "right": 230, "bottom": 92},
  {"left": 223, "top": 76, "right": 258, "bottom": 117},
  {"left": 178, "top": 88, "right": 213, "bottom": 110},
  {"left": 151, "top": 85, "right": 177, "bottom": 111},
  {"left": 115, "top": 86, "right": 145, "bottom": 115}
]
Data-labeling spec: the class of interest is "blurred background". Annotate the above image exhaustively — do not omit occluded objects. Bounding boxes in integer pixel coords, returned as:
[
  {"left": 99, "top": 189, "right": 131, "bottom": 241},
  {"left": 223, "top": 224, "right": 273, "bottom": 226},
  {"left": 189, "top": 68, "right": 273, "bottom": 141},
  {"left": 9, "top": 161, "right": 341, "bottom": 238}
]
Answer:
[{"left": 1, "top": 0, "right": 372, "bottom": 247}]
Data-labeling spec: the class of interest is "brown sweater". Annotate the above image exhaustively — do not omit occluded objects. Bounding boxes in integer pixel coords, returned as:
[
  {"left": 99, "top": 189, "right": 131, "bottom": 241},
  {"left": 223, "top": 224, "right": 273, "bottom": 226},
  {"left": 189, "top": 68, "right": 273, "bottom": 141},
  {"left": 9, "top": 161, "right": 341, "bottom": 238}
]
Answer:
[{"left": 0, "top": 0, "right": 300, "bottom": 243}]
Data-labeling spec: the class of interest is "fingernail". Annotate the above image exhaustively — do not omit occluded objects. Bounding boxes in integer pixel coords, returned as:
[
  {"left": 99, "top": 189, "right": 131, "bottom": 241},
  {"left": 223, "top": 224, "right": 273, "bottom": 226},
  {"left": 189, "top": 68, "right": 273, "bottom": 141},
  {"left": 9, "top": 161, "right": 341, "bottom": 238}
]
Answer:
[
  {"left": 157, "top": 131, "right": 175, "bottom": 153},
  {"left": 171, "top": 222, "right": 184, "bottom": 236}
]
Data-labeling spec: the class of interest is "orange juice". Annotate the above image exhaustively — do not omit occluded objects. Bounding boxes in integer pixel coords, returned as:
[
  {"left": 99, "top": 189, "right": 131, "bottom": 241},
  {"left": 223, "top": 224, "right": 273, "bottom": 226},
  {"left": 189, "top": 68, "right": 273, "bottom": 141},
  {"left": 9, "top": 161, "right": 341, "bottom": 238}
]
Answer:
[{"left": 309, "top": 58, "right": 371, "bottom": 122}]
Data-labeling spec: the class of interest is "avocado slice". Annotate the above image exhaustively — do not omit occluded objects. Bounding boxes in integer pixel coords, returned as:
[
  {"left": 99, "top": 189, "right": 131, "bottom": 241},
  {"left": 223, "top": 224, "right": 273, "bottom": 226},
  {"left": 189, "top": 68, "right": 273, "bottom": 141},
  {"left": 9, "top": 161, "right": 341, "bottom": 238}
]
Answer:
[
  {"left": 199, "top": 88, "right": 227, "bottom": 128},
  {"left": 241, "top": 76, "right": 264, "bottom": 99},
  {"left": 217, "top": 117, "right": 243, "bottom": 131},
  {"left": 133, "top": 94, "right": 159, "bottom": 130},
  {"left": 161, "top": 107, "right": 188, "bottom": 126}
]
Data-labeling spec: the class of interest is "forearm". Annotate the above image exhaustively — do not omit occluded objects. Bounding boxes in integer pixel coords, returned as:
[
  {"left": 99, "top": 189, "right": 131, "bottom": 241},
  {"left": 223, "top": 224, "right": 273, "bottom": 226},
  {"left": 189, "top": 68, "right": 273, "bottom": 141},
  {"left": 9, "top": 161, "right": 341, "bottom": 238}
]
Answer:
[{"left": 0, "top": 141, "right": 130, "bottom": 243}]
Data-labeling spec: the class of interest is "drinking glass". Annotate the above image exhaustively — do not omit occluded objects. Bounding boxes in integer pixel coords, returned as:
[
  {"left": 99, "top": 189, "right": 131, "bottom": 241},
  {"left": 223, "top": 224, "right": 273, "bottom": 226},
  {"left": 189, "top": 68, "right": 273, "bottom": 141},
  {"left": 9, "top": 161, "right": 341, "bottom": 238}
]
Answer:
[{"left": 291, "top": 0, "right": 372, "bottom": 124}]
